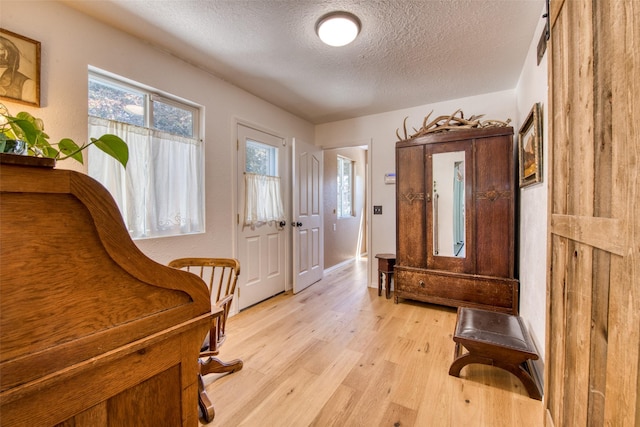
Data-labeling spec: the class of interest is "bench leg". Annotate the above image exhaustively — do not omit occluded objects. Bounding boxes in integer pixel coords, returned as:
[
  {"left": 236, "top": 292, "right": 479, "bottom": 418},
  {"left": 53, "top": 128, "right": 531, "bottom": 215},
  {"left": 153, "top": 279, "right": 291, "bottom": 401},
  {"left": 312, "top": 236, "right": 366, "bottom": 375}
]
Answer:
[
  {"left": 494, "top": 359, "right": 542, "bottom": 400},
  {"left": 448, "top": 343, "right": 494, "bottom": 377},
  {"left": 448, "top": 344, "right": 542, "bottom": 400}
]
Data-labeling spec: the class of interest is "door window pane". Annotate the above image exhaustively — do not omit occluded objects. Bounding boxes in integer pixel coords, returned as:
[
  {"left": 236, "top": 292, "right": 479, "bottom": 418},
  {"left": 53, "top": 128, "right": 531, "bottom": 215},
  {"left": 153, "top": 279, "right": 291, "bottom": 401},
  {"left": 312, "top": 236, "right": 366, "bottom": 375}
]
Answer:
[{"left": 246, "top": 139, "right": 277, "bottom": 176}]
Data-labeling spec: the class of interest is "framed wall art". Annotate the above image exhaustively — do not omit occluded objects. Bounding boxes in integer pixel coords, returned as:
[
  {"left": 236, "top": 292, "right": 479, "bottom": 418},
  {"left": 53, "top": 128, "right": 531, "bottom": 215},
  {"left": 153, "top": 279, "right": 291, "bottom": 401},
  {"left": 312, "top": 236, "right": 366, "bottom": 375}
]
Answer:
[
  {"left": 0, "top": 28, "right": 41, "bottom": 107},
  {"left": 518, "top": 102, "right": 542, "bottom": 188}
]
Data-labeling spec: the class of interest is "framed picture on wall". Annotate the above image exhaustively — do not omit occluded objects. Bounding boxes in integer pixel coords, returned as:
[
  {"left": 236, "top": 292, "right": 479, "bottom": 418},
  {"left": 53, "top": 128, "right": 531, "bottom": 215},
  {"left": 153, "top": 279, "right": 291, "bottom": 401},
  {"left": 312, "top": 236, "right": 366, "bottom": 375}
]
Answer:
[
  {"left": 518, "top": 102, "right": 542, "bottom": 188},
  {"left": 0, "top": 28, "right": 41, "bottom": 107}
]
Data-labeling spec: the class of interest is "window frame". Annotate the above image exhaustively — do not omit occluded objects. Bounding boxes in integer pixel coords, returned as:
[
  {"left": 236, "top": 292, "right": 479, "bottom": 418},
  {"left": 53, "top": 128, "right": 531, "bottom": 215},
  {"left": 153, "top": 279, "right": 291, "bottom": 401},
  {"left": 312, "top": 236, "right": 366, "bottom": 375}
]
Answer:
[
  {"left": 150, "top": 93, "right": 200, "bottom": 138},
  {"left": 87, "top": 69, "right": 204, "bottom": 240},
  {"left": 88, "top": 70, "right": 200, "bottom": 139}
]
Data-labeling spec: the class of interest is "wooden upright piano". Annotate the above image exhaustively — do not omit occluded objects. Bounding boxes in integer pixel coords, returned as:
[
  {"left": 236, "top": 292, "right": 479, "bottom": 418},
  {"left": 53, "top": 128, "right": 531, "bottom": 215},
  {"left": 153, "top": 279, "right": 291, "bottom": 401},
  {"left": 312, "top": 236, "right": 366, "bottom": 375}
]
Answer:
[{"left": 0, "top": 154, "right": 212, "bottom": 426}]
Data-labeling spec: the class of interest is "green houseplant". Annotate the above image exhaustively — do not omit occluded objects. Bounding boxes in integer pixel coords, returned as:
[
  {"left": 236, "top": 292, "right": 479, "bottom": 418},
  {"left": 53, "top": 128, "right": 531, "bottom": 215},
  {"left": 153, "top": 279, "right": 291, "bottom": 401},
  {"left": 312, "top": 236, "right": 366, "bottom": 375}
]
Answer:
[{"left": 0, "top": 103, "right": 128, "bottom": 167}]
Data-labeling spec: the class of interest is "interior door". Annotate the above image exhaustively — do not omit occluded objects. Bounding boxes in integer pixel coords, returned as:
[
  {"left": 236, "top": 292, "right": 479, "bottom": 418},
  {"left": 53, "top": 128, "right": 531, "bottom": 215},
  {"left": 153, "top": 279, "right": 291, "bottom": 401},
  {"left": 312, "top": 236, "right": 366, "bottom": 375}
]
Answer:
[
  {"left": 292, "top": 138, "right": 323, "bottom": 293},
  {"left": 237, "top": 124, "right": 286, "bottom": 309},
  {"left": 545, "top": 1, "right": 639, "bottom": 425}
]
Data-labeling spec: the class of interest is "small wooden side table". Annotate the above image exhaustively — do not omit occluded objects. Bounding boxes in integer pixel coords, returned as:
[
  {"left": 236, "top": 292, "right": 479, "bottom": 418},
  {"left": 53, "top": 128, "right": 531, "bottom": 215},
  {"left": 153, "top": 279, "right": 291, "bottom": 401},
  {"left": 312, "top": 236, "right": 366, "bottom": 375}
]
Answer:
[{"left": 375, "top": 253, "right": 396, "bottom": 299}]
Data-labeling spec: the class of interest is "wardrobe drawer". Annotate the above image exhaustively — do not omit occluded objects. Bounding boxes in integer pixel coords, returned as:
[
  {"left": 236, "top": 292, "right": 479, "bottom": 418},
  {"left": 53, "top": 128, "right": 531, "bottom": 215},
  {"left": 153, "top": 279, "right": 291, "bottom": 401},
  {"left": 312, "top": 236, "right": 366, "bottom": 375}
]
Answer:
[{"left": 395, "top": 267, "right": 518, "bottom": 314}]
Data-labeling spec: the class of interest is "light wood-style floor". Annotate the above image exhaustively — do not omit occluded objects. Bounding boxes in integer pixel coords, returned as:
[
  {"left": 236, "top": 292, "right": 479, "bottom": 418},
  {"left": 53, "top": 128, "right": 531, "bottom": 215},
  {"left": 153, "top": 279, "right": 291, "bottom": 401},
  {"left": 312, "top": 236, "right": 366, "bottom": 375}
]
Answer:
[{"left": 202, "top": 259, "right": 544, "bottom": 426}]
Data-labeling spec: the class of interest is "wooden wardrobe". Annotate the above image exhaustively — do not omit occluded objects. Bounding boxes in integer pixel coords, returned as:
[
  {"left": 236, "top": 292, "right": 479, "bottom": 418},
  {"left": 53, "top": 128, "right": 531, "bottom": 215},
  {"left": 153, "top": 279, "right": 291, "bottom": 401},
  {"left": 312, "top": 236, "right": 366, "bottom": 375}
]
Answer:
[{"left": 394, "top": 126, "right": 519, "bottom": 314}]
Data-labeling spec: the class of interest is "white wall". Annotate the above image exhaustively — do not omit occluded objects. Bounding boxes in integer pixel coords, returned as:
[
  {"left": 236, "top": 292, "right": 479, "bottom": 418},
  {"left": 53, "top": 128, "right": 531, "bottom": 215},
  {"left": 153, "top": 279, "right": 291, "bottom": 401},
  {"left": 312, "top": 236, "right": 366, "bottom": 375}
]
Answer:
[
  {"left": 514, "top": 6, "right": 549, "bottom": 362},
  {"left": 1, "top": 2, "right": 314, "bottom": 289}
]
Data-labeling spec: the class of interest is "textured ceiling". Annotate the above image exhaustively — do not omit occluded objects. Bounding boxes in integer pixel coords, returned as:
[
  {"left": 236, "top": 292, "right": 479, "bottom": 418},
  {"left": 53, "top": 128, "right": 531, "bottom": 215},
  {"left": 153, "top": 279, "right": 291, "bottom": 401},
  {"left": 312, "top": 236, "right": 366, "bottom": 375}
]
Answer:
[{"left": 62, "top": 0, "right": 544, "bottom": 124}]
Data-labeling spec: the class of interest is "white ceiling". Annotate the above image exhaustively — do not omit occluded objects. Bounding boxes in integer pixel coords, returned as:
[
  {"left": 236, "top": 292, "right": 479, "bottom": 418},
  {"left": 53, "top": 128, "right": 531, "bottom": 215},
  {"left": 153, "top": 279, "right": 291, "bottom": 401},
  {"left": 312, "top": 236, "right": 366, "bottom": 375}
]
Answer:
[{"left": 62, "top": 0, "right": 544, "bottom": 124}]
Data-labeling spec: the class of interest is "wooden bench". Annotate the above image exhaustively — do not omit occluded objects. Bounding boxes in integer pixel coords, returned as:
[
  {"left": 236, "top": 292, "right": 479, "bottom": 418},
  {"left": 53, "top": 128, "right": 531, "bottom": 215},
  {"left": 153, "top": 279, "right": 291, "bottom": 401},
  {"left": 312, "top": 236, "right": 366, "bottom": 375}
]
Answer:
[{"left": 448, "top": 307, "right": 542, "bottom": 400}]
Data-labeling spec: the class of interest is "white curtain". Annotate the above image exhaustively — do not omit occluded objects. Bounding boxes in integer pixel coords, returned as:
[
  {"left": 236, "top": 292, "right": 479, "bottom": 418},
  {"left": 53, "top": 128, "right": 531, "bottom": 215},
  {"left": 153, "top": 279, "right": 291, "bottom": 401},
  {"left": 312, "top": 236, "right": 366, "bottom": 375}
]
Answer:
[
  {"left": 88, "top": 116, "right": 204, "bottom": 239},
  {"left": 244, "top": 173, "right": 285, "bottom": 227}
]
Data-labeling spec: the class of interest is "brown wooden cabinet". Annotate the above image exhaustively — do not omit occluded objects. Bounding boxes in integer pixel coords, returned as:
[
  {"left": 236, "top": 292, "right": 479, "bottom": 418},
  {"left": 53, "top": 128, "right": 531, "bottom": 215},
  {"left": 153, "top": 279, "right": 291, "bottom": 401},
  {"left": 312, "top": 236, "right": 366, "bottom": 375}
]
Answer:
[
  {"left": 394, "top": 126, "right": 519, "bottom": 314},
  {"left": 0, "top": 154, "right": 212, "bottom": 426}
]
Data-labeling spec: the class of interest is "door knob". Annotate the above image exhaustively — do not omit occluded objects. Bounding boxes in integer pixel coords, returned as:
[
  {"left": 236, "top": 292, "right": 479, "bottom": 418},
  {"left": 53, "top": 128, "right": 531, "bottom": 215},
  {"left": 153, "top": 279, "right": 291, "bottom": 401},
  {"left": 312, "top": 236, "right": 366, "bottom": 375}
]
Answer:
[
  {"left": 279, "top": 220, "right": 287, "bottom": 227},
  {"left": 292, "top": 222, "right": 302, "bottom": 227}
]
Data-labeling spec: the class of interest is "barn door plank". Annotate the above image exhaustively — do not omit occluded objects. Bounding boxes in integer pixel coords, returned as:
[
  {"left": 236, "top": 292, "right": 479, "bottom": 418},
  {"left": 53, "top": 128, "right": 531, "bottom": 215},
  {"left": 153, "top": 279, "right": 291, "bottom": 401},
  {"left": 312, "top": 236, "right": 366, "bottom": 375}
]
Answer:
[{"left": 601, "top": 1, "right": 640, "bottom": 425}]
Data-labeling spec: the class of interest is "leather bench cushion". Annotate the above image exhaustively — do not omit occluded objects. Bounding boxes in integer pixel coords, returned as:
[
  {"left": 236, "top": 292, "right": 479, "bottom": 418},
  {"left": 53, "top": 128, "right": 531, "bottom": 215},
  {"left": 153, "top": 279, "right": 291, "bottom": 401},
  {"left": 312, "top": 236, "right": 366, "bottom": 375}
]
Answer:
[{"left": 454, "top": 307, "right": 537, "bottom": 356}]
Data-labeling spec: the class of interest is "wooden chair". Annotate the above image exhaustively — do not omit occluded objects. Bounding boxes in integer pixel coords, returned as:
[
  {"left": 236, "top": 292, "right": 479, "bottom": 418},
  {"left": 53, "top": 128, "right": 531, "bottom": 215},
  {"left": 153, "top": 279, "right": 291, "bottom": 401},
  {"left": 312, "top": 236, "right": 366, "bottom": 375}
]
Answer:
[{"left": 168, "top": 257, "right": 244, "bottom": 423}]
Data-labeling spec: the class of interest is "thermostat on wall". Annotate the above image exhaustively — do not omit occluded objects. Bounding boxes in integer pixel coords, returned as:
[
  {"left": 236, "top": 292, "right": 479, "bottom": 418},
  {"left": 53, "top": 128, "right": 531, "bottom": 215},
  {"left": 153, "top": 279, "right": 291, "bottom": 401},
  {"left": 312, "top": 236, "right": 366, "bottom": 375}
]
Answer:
[{"left": 384, "top": 173, "right": 396, "bottom": 184}]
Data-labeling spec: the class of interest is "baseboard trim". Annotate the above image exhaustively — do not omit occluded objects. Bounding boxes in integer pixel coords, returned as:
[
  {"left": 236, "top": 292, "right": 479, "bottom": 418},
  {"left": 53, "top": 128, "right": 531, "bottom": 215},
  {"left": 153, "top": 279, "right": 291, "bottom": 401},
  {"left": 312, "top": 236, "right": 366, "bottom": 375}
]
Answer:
[{"left": 324, "top": 258, "right": 356, "bottom": 274}]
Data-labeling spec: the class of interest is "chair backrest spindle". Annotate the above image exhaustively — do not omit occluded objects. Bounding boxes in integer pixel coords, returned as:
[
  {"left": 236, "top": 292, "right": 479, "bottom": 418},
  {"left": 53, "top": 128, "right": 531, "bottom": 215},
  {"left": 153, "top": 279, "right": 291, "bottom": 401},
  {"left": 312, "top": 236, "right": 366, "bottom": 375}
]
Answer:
[{"left": 168, "top": 257, "right": 240, "bottom": 356}]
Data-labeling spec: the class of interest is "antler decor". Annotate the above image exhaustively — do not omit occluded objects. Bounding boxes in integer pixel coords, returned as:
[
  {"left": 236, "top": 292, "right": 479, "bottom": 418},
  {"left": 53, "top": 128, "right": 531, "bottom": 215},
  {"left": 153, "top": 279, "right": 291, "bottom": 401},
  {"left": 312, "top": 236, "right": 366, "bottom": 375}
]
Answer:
[{"left": 395, "top": 109, "right": 511, "bottom": 142}]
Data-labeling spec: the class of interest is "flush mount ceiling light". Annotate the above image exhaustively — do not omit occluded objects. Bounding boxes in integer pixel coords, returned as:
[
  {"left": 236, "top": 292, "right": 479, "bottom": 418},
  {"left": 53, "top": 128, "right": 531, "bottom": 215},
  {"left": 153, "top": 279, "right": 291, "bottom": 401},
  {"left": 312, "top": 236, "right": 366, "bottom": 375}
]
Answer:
[{"left": 315, "top": 11, "right": 361, "bottom": 47}]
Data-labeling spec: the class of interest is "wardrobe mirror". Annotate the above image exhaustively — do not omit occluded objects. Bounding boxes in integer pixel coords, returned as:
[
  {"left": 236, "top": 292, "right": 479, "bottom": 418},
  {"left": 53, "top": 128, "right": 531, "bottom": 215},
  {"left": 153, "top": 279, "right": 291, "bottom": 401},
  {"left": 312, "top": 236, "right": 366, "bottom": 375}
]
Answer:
[{"left": 432, "top": 151, "right": 466, "bottom": 257}]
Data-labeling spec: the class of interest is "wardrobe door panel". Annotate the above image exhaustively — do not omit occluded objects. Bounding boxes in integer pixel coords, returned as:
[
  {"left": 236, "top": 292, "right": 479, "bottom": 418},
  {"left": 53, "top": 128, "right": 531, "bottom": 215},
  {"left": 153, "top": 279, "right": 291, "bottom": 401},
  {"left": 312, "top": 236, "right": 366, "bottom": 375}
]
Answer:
[
  {"left": 475, "top": 135, "right": 515, "bottom": 278},
  {"left": 396, "top": 144, "right": 427, "bottom": 268}
]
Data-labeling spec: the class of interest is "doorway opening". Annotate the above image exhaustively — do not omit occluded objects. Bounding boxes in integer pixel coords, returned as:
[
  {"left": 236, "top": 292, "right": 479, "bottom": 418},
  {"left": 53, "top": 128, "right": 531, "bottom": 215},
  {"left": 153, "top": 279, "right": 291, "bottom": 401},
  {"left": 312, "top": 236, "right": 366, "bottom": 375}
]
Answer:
[{"left": 322, "top": 145, "right": 369, "bottom": 275}]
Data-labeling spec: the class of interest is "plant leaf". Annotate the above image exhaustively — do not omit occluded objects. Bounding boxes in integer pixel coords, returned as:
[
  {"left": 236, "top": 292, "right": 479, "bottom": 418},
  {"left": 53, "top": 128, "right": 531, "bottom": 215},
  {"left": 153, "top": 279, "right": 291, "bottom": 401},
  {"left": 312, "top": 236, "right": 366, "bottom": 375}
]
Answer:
[
  {"left": 58, "top": 138, "right": 84, "bottom": 164},
  {"left": 9, "top": 118, "right": 37, "bottom": 146},
  {"left": 40, "top": 146, "right": 60, "bottom": 159},
  {"left": 91, "top": 134, "right": 128, "bottom": 168}
]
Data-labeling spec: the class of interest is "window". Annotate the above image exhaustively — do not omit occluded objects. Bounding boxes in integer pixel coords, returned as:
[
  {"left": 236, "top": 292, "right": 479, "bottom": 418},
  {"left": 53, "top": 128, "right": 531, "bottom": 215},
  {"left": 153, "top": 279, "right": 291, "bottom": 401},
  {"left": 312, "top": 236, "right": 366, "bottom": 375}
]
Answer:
[
  {"left": 245, "top": 139, "right": 277, "bottom": 176},
  {"left": 337, "top": 156, "right": 354, "bottom": 218},
  {"left": 243, "top": 137, "right": 284, "bottom": 227},
  {"left": 87, "top": 71, "right": 204, "bottom": 239}
]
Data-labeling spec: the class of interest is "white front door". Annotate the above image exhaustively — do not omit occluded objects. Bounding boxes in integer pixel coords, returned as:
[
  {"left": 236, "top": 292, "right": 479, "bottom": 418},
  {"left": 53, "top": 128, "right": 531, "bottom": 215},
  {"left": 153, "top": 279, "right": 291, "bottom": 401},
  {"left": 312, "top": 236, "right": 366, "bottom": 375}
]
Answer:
[
  {"left": 237, "top": 124, "right": 286, "bottom": 309},
  {"left": 292, "top": 138, "right": 323, "bottom": 293}
]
